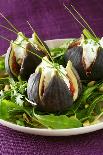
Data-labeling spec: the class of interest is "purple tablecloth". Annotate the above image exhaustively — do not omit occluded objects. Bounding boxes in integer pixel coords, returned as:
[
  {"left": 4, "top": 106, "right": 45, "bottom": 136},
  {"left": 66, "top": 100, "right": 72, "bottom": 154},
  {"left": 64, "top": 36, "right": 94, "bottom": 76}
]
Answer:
[{"left": 0, "top": 0, "right": 103, "bottom": 154}]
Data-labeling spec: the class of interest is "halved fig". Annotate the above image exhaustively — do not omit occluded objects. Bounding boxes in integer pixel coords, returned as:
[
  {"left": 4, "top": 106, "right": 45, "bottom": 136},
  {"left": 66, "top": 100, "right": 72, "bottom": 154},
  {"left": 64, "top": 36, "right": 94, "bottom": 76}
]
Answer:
[
  {"left": 5, "top": 32, "right": 50, "bottom": 80},
  {"left": 27, "top": 57, "right": 82, "bottom": 112}
]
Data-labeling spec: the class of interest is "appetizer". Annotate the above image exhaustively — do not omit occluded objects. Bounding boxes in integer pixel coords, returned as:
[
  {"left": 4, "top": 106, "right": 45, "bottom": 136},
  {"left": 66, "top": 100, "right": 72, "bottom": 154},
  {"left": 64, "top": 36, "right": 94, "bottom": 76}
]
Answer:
[
  {"left": 5, "top": 32, "right": 50, "bottom": 80},
  {"left": 0, "top": 5, "right": 103, "bottom": 129}
]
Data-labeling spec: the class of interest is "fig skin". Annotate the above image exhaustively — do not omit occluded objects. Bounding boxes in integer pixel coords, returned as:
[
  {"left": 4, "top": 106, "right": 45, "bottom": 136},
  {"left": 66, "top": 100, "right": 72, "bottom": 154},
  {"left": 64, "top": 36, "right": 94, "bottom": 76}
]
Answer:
[
  {"left": 42, "top": 75, "right": 74, "bottom": 112},
  {"left": 64, "top": 46, "right": 103, "bottom": 81},
  {"left": 5, "top": 45, "right": 21, "bottom": 79},
  {"left": 20, "top": 43, "right": 48, "bottom": 80},
  {"left": 64, "top": 46, "right": 87, "bottom": 80},
  {"left": 27, "top": 72, "right": 41, "bottom": 104},
  {"left": 89, "top": 47, "right": 103, "bottom": 80},
  {"left": 27, "top": 72, "right": 73, "bottom": 112}
]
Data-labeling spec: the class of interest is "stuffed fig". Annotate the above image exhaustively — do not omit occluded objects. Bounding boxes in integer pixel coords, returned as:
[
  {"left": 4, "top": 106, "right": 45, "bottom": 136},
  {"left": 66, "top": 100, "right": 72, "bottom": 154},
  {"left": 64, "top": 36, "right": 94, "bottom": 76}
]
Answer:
[
  {"left": 64, "top": 35, "right": 103, "bottom": 81},
  {"left": 5, "top": 32, "right": 50, "bottom": 80},
  {"left": 27, "top": 57, "right": 82, "bottom": 112}
]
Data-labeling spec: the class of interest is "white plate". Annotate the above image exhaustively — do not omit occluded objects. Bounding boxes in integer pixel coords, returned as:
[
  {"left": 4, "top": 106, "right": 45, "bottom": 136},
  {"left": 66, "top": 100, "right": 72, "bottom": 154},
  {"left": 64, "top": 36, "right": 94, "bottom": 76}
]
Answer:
[{"left": 0, "top": 39, "right": 103, "bottom": 136}]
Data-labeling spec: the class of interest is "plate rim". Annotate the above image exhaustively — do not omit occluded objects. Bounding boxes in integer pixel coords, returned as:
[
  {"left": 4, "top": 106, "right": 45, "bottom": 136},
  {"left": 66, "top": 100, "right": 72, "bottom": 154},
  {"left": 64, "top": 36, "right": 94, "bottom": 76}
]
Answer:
[{"left": 0, "top": 119, "right": 103, "bottom": 136}]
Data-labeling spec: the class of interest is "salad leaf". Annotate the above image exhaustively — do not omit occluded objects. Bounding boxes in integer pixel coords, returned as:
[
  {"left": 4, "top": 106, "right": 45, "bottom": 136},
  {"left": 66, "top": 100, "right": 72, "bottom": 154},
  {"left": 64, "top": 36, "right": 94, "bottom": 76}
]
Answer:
[
  {"left": 50, "top": 39, "right": 74, "bottom": 65},
  {"left": 0, "top": 56, "right": 8, "bottom": 78},
  {"left": 0, "top": 56, "right": 5, "bottom": 71},
  {"left": 88, "top": 95, "right": 103, "bottom": 115},
  {"left": 0, "top": 99, "right": 20, "bottom": 120},
  {"left": 33, "top": 113, "right": 82, "bottom": 129}
]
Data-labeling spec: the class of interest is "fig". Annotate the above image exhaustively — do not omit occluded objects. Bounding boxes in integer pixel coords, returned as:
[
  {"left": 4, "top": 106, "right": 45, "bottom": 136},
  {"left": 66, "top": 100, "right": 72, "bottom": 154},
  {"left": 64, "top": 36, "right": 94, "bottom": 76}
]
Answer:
[
  {"left": 27, "top": 57, "right": 82, "bottom": 112},
  {"left": 5, "top": 32, "right": 50, "bottom": 80},
  {"left": 64, "top": 35, "right": 103, "bottom": 81}
]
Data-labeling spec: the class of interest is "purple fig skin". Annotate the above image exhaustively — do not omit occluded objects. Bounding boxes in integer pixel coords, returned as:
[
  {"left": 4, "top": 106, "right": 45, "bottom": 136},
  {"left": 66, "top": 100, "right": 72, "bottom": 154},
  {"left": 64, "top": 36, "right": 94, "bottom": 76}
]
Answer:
[
  {"left": 89, "top": 47, "right": 103, "bottom": 80},
  {"left": 27, "top": 72, "right": 73, "bottom": 113},
  {"left": 5, "top": 45, "right": 21, "bottom": 79},
  {"left": 41, "top": 75, "right": 73, "bottom": 112},
  {"left": 27, "top": 72, "right": 41, "bottom": 104},
  {"left": 20, "top": 43, "right": 47, "bottom": 80},
  {"left": 64, "top": 46, "right": 103, "bottom": 81},
  {"left": 64, "top": 46, "right": 87, "bottom": 80}
]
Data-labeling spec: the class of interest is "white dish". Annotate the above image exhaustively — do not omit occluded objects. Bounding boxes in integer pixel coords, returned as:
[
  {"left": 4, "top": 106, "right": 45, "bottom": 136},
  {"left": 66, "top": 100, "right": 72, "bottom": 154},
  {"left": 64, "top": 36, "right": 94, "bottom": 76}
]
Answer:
[{"left": 0, "top": 38, "right": 103, "bottom": 136}]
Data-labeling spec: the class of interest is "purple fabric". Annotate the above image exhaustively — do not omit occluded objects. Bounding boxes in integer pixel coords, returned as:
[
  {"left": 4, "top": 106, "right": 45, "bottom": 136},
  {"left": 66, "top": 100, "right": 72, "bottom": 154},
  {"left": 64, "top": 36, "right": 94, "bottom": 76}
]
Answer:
[{"left": 0, "top": 0, "right": 103, "bottom": 154}]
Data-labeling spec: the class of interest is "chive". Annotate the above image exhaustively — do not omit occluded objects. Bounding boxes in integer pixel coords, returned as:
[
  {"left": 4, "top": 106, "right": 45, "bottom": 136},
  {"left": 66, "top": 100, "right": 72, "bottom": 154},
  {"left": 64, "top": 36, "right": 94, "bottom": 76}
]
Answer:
[
  {"left": 83, "top": 29, "right": 99, "bottom": 42},
  {"left": 88, "top": 95, "right": 103, "bottom": 115},
  {"left": 0, "top": 12, "right": 19, "bottom": 33},
  {"left": 63, "top": 4, "right": 100, "bottom": 43}
]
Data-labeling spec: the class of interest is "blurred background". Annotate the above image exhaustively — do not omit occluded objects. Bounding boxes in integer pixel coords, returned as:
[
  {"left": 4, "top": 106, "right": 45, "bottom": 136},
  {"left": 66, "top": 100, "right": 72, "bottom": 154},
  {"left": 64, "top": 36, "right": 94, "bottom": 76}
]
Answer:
[{"left": 0, "top": 0, "right": 103, "bottom": 54}]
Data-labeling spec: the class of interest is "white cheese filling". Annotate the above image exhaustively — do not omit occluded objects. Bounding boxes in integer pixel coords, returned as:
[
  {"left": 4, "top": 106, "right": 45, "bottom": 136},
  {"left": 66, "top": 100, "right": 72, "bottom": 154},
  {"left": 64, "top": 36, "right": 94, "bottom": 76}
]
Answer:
[
  {"left": 82, "top": 39, "right": 99, "bottom": 69},
  {"left": 12, "top": 32, "right": 41, "bottom": 65},
  {"left": 99, "top": 37, "right": 103, "bottom": 48},
  {"left": 59, "top": 65, "right": 70, "bottom": 89},
  {"left": 38, "top": 58, "right": 70, "bottom": 90},
  {"left": 12, "top": 32, "right": 28, "bottom": 64}
]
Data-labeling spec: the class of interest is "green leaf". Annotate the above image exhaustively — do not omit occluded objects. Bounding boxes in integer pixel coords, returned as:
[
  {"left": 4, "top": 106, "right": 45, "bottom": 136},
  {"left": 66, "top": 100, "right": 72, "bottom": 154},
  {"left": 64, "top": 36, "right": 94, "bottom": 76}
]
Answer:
[
  {"left": 0, "top": 77, "right": 9, "bottom": 85},
  {"left": 76, "top": 109, "right": 88, "bottom": 120},
  {"left": 81, "top": 85, "right": 97, "bottom": 102},
  {"left": 88, "top": 95, "right": 103, "bottom": 115},
  {"left": 0, "top": 99, "right": 20, "bottom": 120},
  {"left": 34, "top": 114, "right": 82, "bottom": 129},
  {"left": 73, "top": 85, "right": 97, "bottom": 112},
  {"left": 0, "top": 56, "right": 5, "bottom": 71},
  {"left": 16, "top": 119, "right": 25, "bottom": 126}
]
